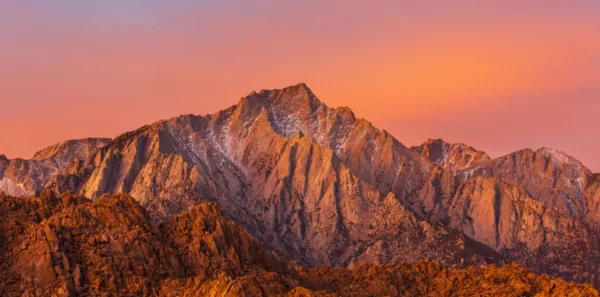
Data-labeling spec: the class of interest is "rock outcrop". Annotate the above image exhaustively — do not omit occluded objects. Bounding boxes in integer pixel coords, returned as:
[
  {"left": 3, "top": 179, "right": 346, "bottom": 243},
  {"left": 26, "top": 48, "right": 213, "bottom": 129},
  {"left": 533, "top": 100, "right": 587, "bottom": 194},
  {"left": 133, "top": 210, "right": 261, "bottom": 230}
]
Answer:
[
  {"left": 44, "top": 85, "right": 507, "bottom": 270},
  {"left": 0, "top": 138, "right": 111, "bottom": 197},
  {"left": 0, "top": 191, "right": 595, "bottom": 297},
  {"left": 411, "top": 140, "right": 600, "bottom": 285},
  {"left": 458, "top": 147, "right": 592, "bottom": 218},
  {"left": 444, "top": 177, "right": 600, "bottom": 285},
  {"left": 412, "top": 138, "right": 490, "bottom": 172}
]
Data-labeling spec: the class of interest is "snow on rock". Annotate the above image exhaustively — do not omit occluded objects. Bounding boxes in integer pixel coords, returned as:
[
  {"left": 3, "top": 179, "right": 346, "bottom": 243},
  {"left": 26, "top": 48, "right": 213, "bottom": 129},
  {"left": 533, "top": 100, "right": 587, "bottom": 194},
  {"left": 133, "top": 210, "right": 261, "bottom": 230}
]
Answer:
[{"left": 0, "top": 177, "right": 30, "bottom": 197}]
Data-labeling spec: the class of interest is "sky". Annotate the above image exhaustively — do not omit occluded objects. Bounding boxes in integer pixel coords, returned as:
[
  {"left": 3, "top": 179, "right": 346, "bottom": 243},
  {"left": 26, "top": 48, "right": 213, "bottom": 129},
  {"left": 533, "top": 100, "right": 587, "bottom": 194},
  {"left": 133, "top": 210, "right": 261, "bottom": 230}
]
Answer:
[{"left": 1, "top": 1, "right": 599, "bottom": 171}]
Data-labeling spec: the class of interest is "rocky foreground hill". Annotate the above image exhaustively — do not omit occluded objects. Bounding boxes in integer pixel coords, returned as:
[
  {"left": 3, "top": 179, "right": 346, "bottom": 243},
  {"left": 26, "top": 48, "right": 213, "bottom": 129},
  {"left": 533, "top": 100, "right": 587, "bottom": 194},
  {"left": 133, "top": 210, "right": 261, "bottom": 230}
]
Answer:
[
  {"left": 0, "top": 191, "right": 596, "bottom": 296},
  {"left": 2, "top": 83, "right": 600, "bottom": 291}
]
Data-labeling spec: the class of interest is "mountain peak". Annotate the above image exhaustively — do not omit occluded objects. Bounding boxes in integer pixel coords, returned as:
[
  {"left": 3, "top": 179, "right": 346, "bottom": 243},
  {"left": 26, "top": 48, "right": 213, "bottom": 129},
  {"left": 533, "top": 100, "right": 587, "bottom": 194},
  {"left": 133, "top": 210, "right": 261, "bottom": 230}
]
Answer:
[
  {"left": 284, "top": 82, "right": 310, "bottom": 92},
  {"left": 275, "top": 83, "right": 318, "bottom": 106},
  {"left": 273, "top": 82, "right": 311, "bottom": 94},
  {"left": 424, "top": 138, "right": 448, "bottom": 145},
  {"left": 232, "top": 83, "right": 327, "bottom": 139},
  {"left": 500, "top": 147, "right": 586, "bottom": 170},
  {"left": 32, "top": 137, "right": 112, "bottom": 161},
  {"left": 245, "top": 83, "right": 321, "bottom": 108},
  {"left": 0, "top": 154, "right": 7, "bottom": 162},
  {"left": 536, "top": 147, "right": 577, "bottom": 165},
  {"left": 413, "top": 138, "right": 490, "bottom": 171}
]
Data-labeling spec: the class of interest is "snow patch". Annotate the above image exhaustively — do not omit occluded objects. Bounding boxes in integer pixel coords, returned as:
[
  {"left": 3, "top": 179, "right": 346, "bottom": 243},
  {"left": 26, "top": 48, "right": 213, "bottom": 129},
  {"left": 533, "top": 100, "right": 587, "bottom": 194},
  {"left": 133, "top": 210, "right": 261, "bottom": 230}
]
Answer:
[
  {"left": 270, "top": 108, "right": 302, "bottom": 137},
  {"left": 391, "top": 160, "right": 406, "bottom": 189},
  {"left": 538, "top": 148, "right": 572, "bottom": 166},
  {"left": 0, "top": 177, "right": 30, "bottom": 197},
  {"left": 461, "top": 169, "right": 476, "bottom": 179},
  {"left": 166, "top": 124, "right": 202, "bottom": 165}
]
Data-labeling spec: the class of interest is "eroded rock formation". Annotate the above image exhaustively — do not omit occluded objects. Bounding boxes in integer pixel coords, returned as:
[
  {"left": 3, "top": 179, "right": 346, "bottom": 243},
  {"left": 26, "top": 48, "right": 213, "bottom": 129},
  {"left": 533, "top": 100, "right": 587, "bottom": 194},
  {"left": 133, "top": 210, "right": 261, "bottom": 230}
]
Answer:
[
  {"left": 0, "top": 138, "right": 110, "bottom": 197},
  {"left": 0, "top": 191, "right": 595, "bottom": 297}
]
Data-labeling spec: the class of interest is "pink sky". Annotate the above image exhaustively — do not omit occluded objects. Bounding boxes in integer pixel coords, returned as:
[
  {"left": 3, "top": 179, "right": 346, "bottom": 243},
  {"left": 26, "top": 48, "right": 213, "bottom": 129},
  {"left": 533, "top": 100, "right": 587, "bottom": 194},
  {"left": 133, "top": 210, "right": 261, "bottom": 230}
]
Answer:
[{"left": 1, "top": 1, "right": 599, "bottom": 171}]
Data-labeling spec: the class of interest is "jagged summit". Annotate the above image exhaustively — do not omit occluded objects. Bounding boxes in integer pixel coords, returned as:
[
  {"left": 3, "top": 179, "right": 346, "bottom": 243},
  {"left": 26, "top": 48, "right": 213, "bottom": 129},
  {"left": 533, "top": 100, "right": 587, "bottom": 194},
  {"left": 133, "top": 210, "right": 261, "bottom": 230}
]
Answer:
[
  {"left": 32, "top": 137, "right": 112, "bottom": 161},
  {"left": 536, "top": 146, "right": 584, "bottom": 167},
  {"left": 458, "top": 145, "right": 593, "bottom": 220},
  {"left": 0, "top": 138, "right": 110, "bottom": 197},
  {"left": 252, "top": 82, "right": 314, "bottom": 97},
  {"left": 412, "top": 138, "right": 490, "bottom": 171},
  {"left": 243, "top": 83, "right": 320, "bottom": 107},
  {"left": 236, "top": 83, "right": 324, "bottom": 137}
]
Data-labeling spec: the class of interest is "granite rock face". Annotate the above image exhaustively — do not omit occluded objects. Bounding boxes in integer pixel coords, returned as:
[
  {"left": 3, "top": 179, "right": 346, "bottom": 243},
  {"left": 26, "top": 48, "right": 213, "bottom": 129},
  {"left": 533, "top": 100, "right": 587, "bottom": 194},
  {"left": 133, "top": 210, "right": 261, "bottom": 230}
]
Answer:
[
  {"left": 412, "top": 139, "right": 600, "bottom": 285},
  {"left": 586, "top": 174, "right": 600, "bottom": 226},
  {"left": 458, "top": 147, "right": 592, "bottom": 218},
  {"left": 412, "top": 138, "right": 490, "bottom": 172},
  {"left": 0, "top": 138, "right": 110, "bottom": 197},
  {"left": 47, "top": 85, "right": 499, "bottom": 269},
  {"left": 445, "top": 177, "right": 600, "bottom": 285},
  {"left": 0, "top": 191, "right": 596, "bottom": 297}
]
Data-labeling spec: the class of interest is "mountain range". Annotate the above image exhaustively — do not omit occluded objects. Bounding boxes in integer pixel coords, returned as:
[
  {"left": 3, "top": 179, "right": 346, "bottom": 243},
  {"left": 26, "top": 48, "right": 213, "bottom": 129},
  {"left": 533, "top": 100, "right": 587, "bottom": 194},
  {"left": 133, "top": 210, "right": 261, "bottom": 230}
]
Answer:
[{"left": 1, "top": 83, "right": 599, "bottom": 294}]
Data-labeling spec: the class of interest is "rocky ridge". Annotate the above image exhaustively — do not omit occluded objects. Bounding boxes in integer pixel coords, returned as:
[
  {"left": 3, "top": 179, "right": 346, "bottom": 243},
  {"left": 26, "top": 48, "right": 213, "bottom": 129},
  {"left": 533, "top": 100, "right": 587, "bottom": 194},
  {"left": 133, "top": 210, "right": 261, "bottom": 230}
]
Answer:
[
  {"left": 44, "top": 84, "right": 508, "bottom": 270},
  {"left": 0, "top": 138, "right": 111, "bottom": 197},
  {"left": 0, "top": 191, "right": 595, "bottom": 297},
  {"left": 411, "top": 138, "right": 490, "bottom": 172},
  {"left": 412, "top": 139, "right": 600, "bottom": 285}
]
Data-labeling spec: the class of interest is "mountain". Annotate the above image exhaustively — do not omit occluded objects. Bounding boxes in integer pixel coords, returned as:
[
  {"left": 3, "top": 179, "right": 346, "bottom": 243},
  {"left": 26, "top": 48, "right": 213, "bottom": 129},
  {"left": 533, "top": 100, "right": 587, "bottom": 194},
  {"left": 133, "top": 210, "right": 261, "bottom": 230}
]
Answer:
[
  {"left": 412, "top": 140, "right": 600, "bottom": 285},
  {"left": 458, "top": 147, "right": 592, "bottom": 218},
  {"left": 4, "top": 83, "right": 600, "bottom": 288},
  {"left": 46, "top": 84, "right": 500, "bottom": 269},
  {"left": 0, "top": 191, "right": 595, "bottom": 297},
  {"left": 411, "top": 138, "right": 490, "bottom": 172},
  {"left": 0, "top": 138, "right": 111, "bottom": 197}
]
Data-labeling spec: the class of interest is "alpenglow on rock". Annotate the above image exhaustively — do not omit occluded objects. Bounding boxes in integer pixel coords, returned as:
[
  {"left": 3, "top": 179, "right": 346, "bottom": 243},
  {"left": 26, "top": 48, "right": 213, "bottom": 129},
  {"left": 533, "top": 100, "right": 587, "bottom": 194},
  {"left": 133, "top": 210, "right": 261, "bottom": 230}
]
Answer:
[
  {"left": 46, "top": 84, "right": 498, "bottom": 269},
  {"left": 0, "top": 191, "right": 596, "bottom": 297},
  {"left": 0, "top": 138, "right": 111, "bottom": 197},
  {"left": 4, "top": 83, "right": 597, "bottom": 287}
]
